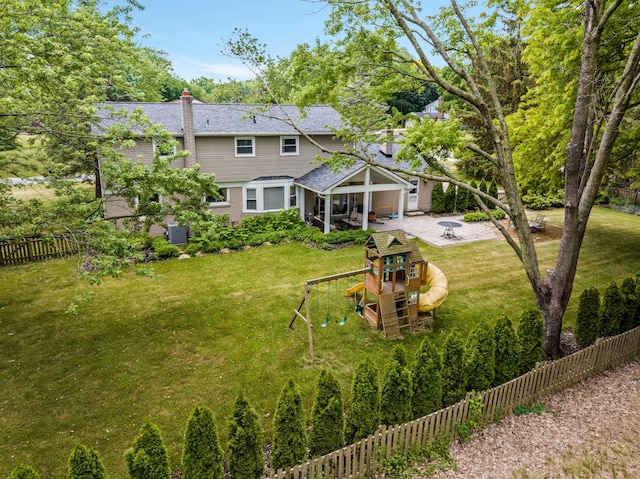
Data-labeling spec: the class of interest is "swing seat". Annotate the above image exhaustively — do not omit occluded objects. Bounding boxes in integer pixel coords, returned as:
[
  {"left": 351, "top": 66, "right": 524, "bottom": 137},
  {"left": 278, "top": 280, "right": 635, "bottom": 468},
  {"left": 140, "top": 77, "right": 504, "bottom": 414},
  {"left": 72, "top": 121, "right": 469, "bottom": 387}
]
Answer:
[
  {"left": 337, "top": 316, "right": 347, "bottom": 326},
  {"left": 321, "top": 317, "right": 330, "bottom": 327}
]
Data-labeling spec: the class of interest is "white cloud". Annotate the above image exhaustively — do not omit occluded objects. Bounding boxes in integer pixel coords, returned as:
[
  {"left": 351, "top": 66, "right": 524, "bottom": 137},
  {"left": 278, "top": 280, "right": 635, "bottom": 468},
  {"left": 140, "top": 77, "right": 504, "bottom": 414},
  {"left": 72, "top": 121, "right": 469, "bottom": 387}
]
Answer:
[{"left": 171, "top": 55, "right": 256, "bottom": 82}]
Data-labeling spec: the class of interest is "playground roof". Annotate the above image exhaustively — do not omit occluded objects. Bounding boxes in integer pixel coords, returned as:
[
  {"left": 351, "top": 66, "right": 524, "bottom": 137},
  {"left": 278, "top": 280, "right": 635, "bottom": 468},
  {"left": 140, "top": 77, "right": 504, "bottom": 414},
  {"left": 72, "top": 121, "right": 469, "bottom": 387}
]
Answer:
[{"left": 366, "top": 229, "right": 425, "bottom": 263}]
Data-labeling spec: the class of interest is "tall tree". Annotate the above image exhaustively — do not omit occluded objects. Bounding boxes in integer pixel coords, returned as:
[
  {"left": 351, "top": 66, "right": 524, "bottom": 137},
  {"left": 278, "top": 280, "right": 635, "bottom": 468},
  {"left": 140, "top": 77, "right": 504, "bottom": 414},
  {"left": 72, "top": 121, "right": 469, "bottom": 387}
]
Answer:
[
  {"left": 517, "top": 309, "right": 544, "bottom": 373},
  {"left": 309, "top": 370, "right": 345, "bottom": 457},
  {"left": 411, "top": 338, "right": 443, "bottom": 418},
  {"left": 227, "top": 393, "right": 264, "bottom": 479},
  {"left": 464, "top": 322, "right": 496, "bottom": 392},
  {"left": 228, "top": 0, "right": 640, "bottom": 358},
  {"left": 182, "top": 406, "right": 224, "bottom": 479},
  {"left": 345, "top": 359, "right": 380, "bottom": 442},
  {"left": 574, "top": 286, "right": 601, "bottom": 348},
  {"left": 493, "top": 316, "right": 520, "bottom": 386},
  {"left": 271, "top": 380, "right": 307, "bottom": 470},
  {"left": 380, "top": 359, "right": 413, "bottom": 425},
  {"left": 441, "top": 331, "right": 467, "bottom": 406}
]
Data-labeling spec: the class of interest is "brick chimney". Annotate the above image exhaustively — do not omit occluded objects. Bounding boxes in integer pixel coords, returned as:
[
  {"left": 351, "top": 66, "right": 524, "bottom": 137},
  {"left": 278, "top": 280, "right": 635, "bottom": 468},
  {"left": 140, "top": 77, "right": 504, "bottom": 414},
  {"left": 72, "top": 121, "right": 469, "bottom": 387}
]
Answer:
[
  {"left": 181, "top": 88, "right": 197, "bottom": 168},
  {"left": 380, "top": 128, "right": 394, "bottom": 157}
]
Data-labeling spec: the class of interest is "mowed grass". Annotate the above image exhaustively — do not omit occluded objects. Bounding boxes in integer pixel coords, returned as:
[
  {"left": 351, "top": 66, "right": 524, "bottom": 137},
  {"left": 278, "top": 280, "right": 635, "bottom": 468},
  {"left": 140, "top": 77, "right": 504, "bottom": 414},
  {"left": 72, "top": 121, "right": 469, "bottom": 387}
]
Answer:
[{"left": 1, "top": 207, "right": 639, "bottom": 478}]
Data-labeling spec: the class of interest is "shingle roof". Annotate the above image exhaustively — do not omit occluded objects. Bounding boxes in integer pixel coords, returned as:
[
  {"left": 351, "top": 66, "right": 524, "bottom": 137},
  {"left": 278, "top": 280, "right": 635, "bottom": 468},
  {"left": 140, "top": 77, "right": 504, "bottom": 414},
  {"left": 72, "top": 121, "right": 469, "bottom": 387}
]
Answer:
[
  {"left": 94, "top": 102, "right": 342, "bottom": 135},
  {"left": 366, "top": 229, "right": 425, "bottom": 263}
]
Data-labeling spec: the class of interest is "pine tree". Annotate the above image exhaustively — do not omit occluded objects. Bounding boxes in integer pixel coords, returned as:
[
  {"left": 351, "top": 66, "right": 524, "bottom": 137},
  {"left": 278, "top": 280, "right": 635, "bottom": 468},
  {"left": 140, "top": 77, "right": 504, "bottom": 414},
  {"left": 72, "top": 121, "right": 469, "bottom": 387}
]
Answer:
[
  {"left": 517, "top": 309, "right": 543, "bottom": 374},
  {"left": 124, "top": 421, "right": 170, "bottom": 479},
  {"left": 391, "top": 344, "right": 408, "bottom": 367},
  {"left": 9, "top": 465, "right": 40, "bottom": 479},
  {"left": 600, "top": 281, "right": 625, "bottom": 337},
  {"left": 309, "top": 370, "right": 344, "bottom": 457},
  {"left": 411, "top": 338, "right": 442, "bottom": 418},
  {"left": 345, "top": 359, "right": 379, "bottom": 443},
  {"left": 620, "top": 277, "right": 638, "bottom": 333},
  {"left": 271, "top": 379, "right": 307, "bottom": 470},
  {"left": 441, "top": 331, "right": 467, "bottom": 406},
  {"left": 574, "top": 286, "right": 601, "bottom": 347},
  {"left": 380, "top": 359, "right": 413, "bottom": 425},
  {"left": 182, "top": 406, "right": 223, "bottom": 479},
  {"left": 430, "top": 182, "right": 446, "bottom": 213},
  {"left": 444, "top": 183, "right": 457, "bottom": 212},
  {"left": 67, "top": 444, "right": 106, "bottom": 479},
  {"left": 464, "top": 322, "right": 496, "bottom": 392},
  {"left": 493, "top": 316, "right": 520, "bottom": 386},
  {"left": 227, "top": 393, "right": 264, "bottom": 479}
]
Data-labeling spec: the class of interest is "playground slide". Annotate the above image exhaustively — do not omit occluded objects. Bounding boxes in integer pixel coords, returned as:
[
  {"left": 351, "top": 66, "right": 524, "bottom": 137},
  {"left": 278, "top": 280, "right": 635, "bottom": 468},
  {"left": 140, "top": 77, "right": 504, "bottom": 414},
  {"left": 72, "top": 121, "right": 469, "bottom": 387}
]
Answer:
[
  {"left": 345, "top": 282, "right": 365, "bottom": 296},
  {"left": 419, "top": 263, "right": 449, "bottom": 313}
]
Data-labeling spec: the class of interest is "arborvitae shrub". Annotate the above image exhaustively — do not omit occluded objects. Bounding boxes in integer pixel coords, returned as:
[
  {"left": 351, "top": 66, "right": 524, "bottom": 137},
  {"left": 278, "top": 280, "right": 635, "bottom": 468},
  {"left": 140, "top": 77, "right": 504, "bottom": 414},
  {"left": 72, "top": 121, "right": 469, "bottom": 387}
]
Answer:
[
  {"left": 600, "top": 281, "right": 625, "bottom": 337},
  {"left": 309, "top": 370, "right": 344, "bottom": 457},
  {"left": 391, "top": 344, "right": 408, "bottom": 367},
  {"left": 67, "top": 444, "right": 106, "bottom": 479},
  {"left": 227, "top": 393, "right": 264, "bottom": 479},
  {"left": 444, "top": 184, "right": 457, "bottom": 212},
  {"left": 517, "top": 309, "right": 543, "bottom": 374},
  {"left": 574, "top": 286, "right": 601, "bottom": 347},
  {"left": 620, "top": 277, "right": 638, "bottom": 333},
  {"left": 271, "top": 379, "right": 307, "bottom": 470},
  {"left": 493, "top": 316, "right": 520, "bottom": 387},
  {"left": 182, "top": 406, "right": 223, "bottom": 479},
  {"left": 457, "top": 186, "right": 472, "bottom": 212},
  {"left": 635, "top": 281, "right": 640, "bottom": 329},
  {"left": 468, "top": 180, "right": 479, "bottom": 210},
  {"left": 9, "top": 465, "right": 40, "bottom": 479},
  {"left": 345, "top": 358, "right": 379, "bottom": 443},
  {"left": 411, "top": 338, "right": 442, "bottom": 418},
  {"left": 431, "top": 182, "right": 446, "bottom": 213},
  {"left": 464, "top": 322, "right": 496, "bottom": 392},
  {"left": 125, "top": 421, "right": 170, "bottom": 479},
  {"left": 488, "top": 179, "right": 499, "bottom": 209},
  {"left": 441, "top": 331, "right": 466, "bottom": 406},
  {"left": 380, "top": 359, "right": 413, "bottom": 426}
]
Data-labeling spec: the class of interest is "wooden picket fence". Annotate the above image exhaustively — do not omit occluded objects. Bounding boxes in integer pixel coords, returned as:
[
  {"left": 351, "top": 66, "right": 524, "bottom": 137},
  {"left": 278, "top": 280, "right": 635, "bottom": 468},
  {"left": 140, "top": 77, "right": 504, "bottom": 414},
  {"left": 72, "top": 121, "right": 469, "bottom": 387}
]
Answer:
[
  {"left": 0, "top": 234, "right": 82, "bottom": 265},
  {"left": 263, "top": 326, "right": 640, "bottom": 479}
]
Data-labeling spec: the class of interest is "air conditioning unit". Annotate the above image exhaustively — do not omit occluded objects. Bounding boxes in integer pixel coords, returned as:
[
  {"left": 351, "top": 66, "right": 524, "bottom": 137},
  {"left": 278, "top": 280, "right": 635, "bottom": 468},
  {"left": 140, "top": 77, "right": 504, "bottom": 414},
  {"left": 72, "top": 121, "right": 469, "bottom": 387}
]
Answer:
[{"left": 167, "top": 223, "right": 188, "bottom": 245}]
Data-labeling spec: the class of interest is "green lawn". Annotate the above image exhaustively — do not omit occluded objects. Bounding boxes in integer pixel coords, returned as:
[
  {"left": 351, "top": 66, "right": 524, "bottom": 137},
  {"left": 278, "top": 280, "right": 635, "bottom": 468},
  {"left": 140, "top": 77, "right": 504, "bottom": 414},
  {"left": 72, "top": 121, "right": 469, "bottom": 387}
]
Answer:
[{"left": 1, "top": 207, "right": 639, "bottom": 478}]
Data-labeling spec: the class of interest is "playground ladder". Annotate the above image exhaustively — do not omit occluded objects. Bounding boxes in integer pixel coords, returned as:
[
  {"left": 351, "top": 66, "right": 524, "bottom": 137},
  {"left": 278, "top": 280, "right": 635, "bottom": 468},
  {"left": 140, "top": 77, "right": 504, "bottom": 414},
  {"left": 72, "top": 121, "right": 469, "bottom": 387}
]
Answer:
[{"left": 379, "top": 292, "right": 402, "bottom": 339}]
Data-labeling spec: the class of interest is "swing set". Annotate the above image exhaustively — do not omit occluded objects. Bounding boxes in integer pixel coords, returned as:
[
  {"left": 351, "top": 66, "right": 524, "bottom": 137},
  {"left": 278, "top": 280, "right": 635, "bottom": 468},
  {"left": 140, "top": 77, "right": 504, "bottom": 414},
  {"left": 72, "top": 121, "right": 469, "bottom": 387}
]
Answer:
[{"left": 290, "top": 268, "right": 369, "bottom": 359}]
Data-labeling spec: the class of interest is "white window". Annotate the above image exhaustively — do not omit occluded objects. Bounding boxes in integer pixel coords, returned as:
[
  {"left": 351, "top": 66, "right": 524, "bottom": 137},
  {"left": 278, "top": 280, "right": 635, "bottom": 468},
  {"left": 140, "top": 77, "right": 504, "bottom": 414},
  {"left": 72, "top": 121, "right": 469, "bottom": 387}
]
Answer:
[
  {"left": 206, "top": 188, "right": 229, "bottom": 205},
  {"left": 280, "top": 136, "right": 299, "bottom": 155},
  {"left": 246, "top": 188, "right": 258, "bottom": 210},
  {"left": 235, "top": 137, "right": 255, "bottom": 157},
  {"left": 243, "top": 179, "right": 296, "bottom": 213},
  {"left": 153, "top": 138, "right": 176, "bottom": 158},
  {"left": 289, "top": 185, "right": 297, "bottom": 208}
]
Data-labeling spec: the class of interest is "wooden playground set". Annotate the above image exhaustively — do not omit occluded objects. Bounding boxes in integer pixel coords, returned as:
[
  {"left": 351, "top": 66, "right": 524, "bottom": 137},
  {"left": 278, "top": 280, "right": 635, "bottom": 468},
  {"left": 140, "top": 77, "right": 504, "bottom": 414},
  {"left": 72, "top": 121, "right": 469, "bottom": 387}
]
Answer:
[{"left": 291, "top": 230, "right": 449, "bottom": 358}]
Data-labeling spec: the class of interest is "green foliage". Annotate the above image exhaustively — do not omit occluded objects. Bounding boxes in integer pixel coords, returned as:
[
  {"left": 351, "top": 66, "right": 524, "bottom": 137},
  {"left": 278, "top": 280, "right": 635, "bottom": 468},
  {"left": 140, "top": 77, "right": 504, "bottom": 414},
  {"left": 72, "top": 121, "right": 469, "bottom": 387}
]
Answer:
[
  {"left": 411, "top": 338, "right": 442, "bottom": 418},
  {"left": 487, "top": 180, "right": 498, "bottom": 209},
  {"left": 444, "top": 184, "right": 457, "bottom": 212},
  {"left": 182, "top": 406, "right": 223, "bottom": 479},
  {"left": 521, "top": 193, "right": 565, "bottom": 210},
  {"left": 517, "top": 309, "right": 543, "bottom": 374},
  {"left": 457, "top": 156, "right": 500, "bottom": 183},
  {"left": 493, "top": 316, "right": 521, "bottom": 387},
  {"left": 466, "top": 180, "right": 479, "bottom": 211},
  {"left": 309, "top": 370, "right": 344, "bottom": 457},
  {"left": 513, "top": 403, "right": 547, "bottom": 415},
  {"left": 271, "top": 380, "right": 307, "bottom": 470},
  {"left": 620, "top": 277, "right": 638, "bottom": 333},
  {"left": 456, "top": 186, "right": 472, "bottom": 213},
  {"left": 456, "top": 395, "right": 485, "bottom": 443},
  {"left": 574, "top": 286, "right": 601, "bottom": 348},
  {"left": 441, "top": 332, "right": 466, "bottom": 406},
  {"left": 430, "top": 183, "right": 446, "bottom": 214},
  {"left": 463, "top": 210, "right": 506, "bottom": 222},
  {"left": 67, "top": 445, "right": 106, "bottom": 479},
  {"left": 345, "top": 359, "right": 380, "bottom": 443},
  {"left": 8, "top": 465, "right": 40, "bottom": 479},
  {"left": 380, "top": 360, "right": 413, "bottom": 426},
  {"left": 227, "top": 393, "right": 264, "bottom": 479},
  {"left": 151, "top": 238, "right": 180, "bottom": 259},
  {"left": 464, "top": 322, "right": 496, "bottom": 392},
  {"left": 600, "top": 281, "right": 625, "bottom": 337},
  {"left": 391, "top": 344, "right": 408, "bottom": 367},
  {"left": 124, "top": 421, "right": 170, "bottom": 479}
]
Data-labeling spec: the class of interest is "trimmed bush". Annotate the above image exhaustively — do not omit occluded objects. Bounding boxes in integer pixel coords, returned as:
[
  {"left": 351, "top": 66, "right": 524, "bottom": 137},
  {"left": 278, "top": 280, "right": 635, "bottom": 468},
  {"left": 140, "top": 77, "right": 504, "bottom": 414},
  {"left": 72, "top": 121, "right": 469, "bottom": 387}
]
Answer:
[
  {"left": 441, "top": 331, "right": 466, "bottom": 406},
  {"left": 182, "top": 406, "right": 223, "bottom": 479},
  {"left": 488, "top": 179, "right": 498, "bottom": 209},
  {"left": 517, "top": 309, "right": 543, "bottom": 374},
  {"left": 411, "top": 338, "right": 442, "bottom": 418},
  {"left": 309, "top": 370, "right": 344, "bottom": 457},
  {"left": 467, "top": 180, "right": 479, "bottom": 210},
  {"left": 227, "top": 393, "right": 264, "bottom": 479},
  {"left": 620, "top": 277, "right": 638, "bottom": 333},
  {"left": 380, "top": 359, "right": 413, "bottom": 426},
  {"left": 9, "top": 465, "right": 40, "bottom": 479},
  {"left": 574, "top": 286, "right": 601, "bottom": 348},
  {"left": 600, "top": 281, "right": 625, "bottom": 337},
  {"left": 391, "top": 344, "right": 408, "bottom": 367},
  {"left": 457, "top": 186, "right": 472, "bottom": 212},
  {"left": 345, "top": 359, "right": 380, "bottom": 442},
  {"left": 125, "top": 421, "right": 170, "bottom": 479},
  {"left": 431, "top": 182, "right": 446, "bottom": 213},
  {"left": 464, "top": 322, "right": 496, "bottom": 392},
  {"left": 67, "top": 444, "right": 106, "bottom": 479},
  {"left": 463, "top": 210, "right": 506, "bottom": 222},
  {"left": 493, "top": 316, "right": 520, "bottom": 387},
  {"left": 271, "top": 379, "right": 307, "bottom": 470},
  {"left": 151, "top": 237, "right": 180, "bottom": 258},
  {"left": 444, "top": 184, "right": 457, "bottom": 212}
]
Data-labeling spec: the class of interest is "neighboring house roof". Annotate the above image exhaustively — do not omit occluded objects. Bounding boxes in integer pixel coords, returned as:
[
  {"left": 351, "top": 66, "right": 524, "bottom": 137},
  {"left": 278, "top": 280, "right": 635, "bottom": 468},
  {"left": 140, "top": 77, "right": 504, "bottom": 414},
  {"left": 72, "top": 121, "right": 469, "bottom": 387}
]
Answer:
[
  {"left": 94, "top": 103, "right": 342, "bottom": 136},
  {"left": 410, "top": 98, "right": 448, "bottom": 121}
]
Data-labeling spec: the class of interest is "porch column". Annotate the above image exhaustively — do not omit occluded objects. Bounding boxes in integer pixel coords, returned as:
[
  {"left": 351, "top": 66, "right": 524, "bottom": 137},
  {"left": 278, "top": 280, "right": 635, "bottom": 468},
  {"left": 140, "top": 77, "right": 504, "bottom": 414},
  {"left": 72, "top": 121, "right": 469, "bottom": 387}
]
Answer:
[
  {"left": 362, "top": 168, "right": 371, "bottom": 230},
  {"left": 297, "top": 186, "right": 305, "bottom": 222},
  {"left": 324, "top": 193, "right": 331, "bottom": 234},
  {"left": 397, "top": 188, "right": 405, "bottom": 229}
]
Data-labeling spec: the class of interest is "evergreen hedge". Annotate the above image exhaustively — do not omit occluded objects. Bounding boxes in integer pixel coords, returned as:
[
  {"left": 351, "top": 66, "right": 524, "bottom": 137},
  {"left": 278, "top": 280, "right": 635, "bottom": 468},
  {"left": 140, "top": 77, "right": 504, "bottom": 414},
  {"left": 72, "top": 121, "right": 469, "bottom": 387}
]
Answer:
[
  {"left": 411, "top": 338, "right": 442, "bottom": 418},
  {"left": 620, "top": 277, "right": 638, "bottom": 333},
  {"left": 227, "top": 393, "right": 264, "bottom": 479},
  {"left": 308, "top": 370, "right": 344, "bottom": 457},
  {"left": 574, "top": 286, "right": 601, "bottom": 348},
  {"left": 271, "top": 380, "right": 307, "bottom": 470},
  {"left": 345, "top": 359, "right": 380, "bottom": 442},
  {"left": 493, "top": 316, "right": 520, "bottom": 387},
  {"left": 182, "top": 406, "right": 223, "bottom": 479},
  {"left": 380, "top": 359, "right": 413, "bottom": 426},
  {"left": 124, "top": 421, "right": 171, "bottom": 479},
  {"left": 444, "top": 184, "right": 457, "bottom": 212},
  {"left": 467, "top": 180, "right": 479, "bottom": 210},
  {"left": 9, "top": 465, "right": 40, "bottom": 479},
  {"left": 431, "top": 182, "right": 446, "bottom": 213},
  {"left": 441, "top": 331, "right": 466, "bottom": 406},
  {"left": 517, "top": 309, "right": 543, "bottom": 374},
  {"left": 391, "top": 344, "right": 408, "bottom": 367},
  {"left": 464, "top": 322, "right": 496, "bottom": 392},
  {"left": 67, "top": 445, "right": 106, "bottom": 479},
  {"left": 600, "top": 281, "right": 625, "bottom": 337},
  {"left": 488, "top": 179, "right": 498, "bottom": 208}
]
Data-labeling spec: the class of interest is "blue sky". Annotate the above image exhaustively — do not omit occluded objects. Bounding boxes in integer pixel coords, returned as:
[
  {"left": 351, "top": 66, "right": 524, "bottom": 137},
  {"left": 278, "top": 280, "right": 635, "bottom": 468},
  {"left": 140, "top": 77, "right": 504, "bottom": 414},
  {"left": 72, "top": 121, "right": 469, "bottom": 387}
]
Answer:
[{"left": 123, "top": 0, "right": 332, "bottom": 81}]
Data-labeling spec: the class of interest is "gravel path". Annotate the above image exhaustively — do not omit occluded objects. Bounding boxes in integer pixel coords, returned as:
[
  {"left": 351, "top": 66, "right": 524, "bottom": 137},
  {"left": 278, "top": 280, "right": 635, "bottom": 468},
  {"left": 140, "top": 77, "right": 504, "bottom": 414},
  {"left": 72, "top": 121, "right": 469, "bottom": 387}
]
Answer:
[{"left": 422, "top": 359, "right": 640, "bottom": 479}]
